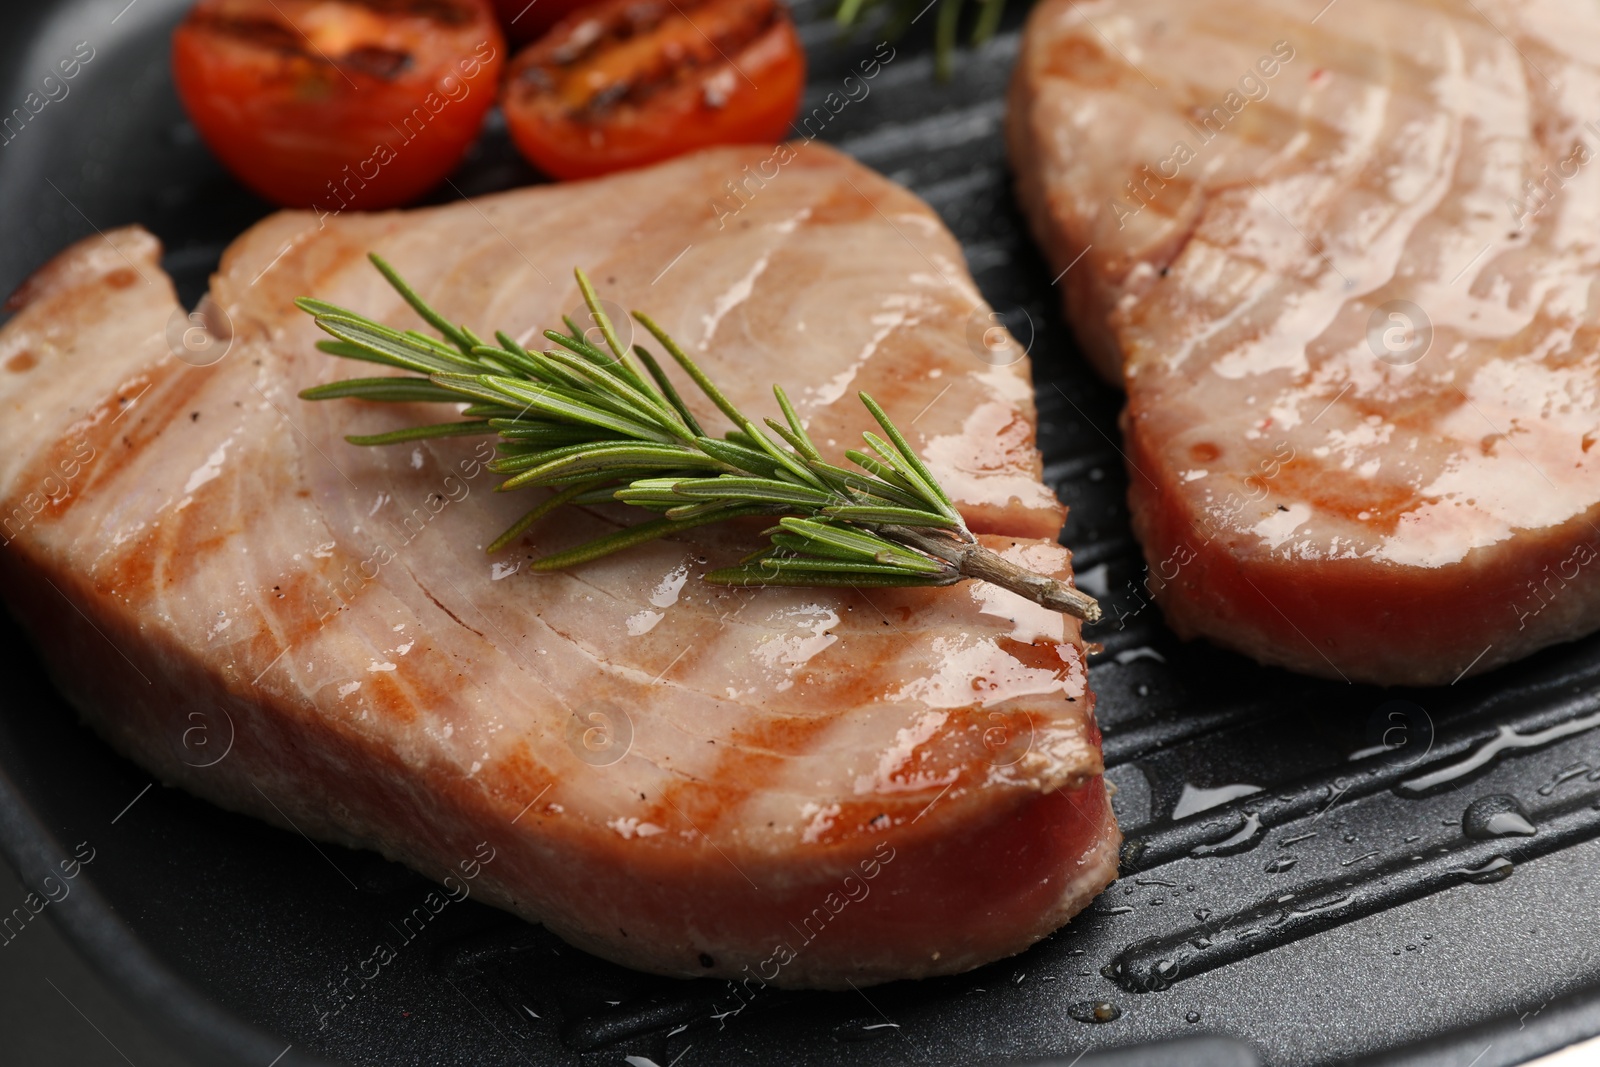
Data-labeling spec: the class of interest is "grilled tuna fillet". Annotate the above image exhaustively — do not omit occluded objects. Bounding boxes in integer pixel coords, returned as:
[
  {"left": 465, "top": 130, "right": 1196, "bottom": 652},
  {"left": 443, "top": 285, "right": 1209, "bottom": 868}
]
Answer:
[
  {"left": 0, "top": 143, "right": 1116, "bottom": 988},
  {"left": 1009, "top": 0, "right": 1600, "bottom": 685}
]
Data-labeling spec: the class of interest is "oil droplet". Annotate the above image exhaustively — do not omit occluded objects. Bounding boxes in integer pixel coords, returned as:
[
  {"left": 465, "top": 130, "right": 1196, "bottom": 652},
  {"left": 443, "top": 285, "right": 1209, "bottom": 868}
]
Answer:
[
  {"left": 1537, "top": 763, "right": 1590, "bottom": 796},
  {"left": 1191, "top": 811, "right": 1264, "bottom": 857},
  {"left": 1265, "top": 856, "right": 1298, "bottom": 874},
  {"left": 1186, "top": 1012, "right": 1201, "bottom": 1024},
  {"left": 1172, "top": 782, "right": 1262, "bottom": 820},
  {"left": 1462, "top": 795, "right": 1537, "bottom": 839},
  {"left": 1193, "top": 908, "right": 1212, "bottom": 922},
  {"left": 1068, "top": 1000, "right": 1122, "bottom": 1024},
  {"left": 1289, "top": 892, "right": 1352, "bottom": 918},
  {"left": 834, "top": 1019, "right": 901, "bottom": 1043},
  {"left": 1400, "top": 711, "right": 1600, "bottom": 794},
  {"left": 1453, "top": 856, "right": 1514, "bottom": 884}
]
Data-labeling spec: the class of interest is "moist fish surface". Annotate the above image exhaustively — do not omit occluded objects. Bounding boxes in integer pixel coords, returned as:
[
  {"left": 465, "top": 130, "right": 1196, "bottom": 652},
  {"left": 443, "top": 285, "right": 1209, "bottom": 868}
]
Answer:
[
  {"left": 0, "top": 142, "right": 1116, "bottom": 988},
  {"left": 1009, "top": 0, "right": 1600, "bottom": 685}
]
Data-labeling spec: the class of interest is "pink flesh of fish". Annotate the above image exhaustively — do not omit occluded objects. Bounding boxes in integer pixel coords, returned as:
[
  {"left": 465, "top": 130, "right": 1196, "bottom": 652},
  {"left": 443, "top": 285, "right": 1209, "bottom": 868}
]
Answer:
[
  {"left": 0, "top": 142, "right": 1116, "bottom": 988},
  {"left": 1009, "top": 0, "right": 1600, "bottom": 685}
]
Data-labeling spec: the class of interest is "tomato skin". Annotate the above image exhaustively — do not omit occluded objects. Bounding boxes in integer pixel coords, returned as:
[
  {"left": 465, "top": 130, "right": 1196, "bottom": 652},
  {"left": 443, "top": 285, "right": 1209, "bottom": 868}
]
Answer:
[
  {"left": 491, "top": 0, "right": 598, "bottom": 42},
  {"left": 172, "top": 0, "right": 506, "bottom": 211},
  {"left": 502, "top": 0, "right": 805, "bottom": 181}
]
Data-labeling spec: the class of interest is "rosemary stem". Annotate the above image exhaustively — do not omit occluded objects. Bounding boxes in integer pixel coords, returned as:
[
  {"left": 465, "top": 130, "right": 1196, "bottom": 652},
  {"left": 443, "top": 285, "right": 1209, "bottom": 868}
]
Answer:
[{"left": 878, "top": 525, "right": 1103, "bottom": 623}]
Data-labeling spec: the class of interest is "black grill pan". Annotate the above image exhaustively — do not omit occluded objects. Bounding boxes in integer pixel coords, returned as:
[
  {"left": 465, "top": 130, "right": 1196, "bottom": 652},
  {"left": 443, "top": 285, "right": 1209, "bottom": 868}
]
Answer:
[{"left": 3, "top": 1, "right": 1600, "bottom": 1064}]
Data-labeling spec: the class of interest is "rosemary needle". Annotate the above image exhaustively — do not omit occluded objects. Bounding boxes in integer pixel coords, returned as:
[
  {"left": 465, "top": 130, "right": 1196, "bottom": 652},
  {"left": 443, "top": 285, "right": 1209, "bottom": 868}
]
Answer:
[{"left": 295, "top": 256, "right": 1101, "bottom": 623}]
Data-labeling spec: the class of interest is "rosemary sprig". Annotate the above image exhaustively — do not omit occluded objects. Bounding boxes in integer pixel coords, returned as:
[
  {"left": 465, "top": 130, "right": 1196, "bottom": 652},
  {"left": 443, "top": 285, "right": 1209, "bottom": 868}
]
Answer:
[
  {"left": 295, "top": 257, "right": 1100, "bottom": 623},
  {"left": 836, "top": 0, "right": 1007, "bottom": 80}
]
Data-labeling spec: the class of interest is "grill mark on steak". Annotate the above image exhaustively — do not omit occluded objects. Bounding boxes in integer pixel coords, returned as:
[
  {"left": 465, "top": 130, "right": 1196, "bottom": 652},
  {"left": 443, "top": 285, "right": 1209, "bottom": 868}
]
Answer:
[{"left": 417, "top": 582, "right": 487, "bottom": 640}]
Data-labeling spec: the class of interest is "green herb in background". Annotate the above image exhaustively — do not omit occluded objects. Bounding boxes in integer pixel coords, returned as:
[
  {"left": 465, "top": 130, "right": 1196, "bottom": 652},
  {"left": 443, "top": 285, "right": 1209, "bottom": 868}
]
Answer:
[
  {"left": 836, "top": 0, "right": 1008, "bottom": 80},
  {"left": 296, "top": 257, "right": 1100, "bottom": 622}
]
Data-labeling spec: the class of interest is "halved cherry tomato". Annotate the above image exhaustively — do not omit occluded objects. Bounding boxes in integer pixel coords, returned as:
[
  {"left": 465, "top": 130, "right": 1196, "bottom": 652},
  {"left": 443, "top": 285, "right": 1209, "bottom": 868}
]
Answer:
[
  {"left": 172, "top": 0, "right": 506, "bottom": 211},
  {"left": 491, "top": 0, "right": 599, "bottom": 43},
  {"left": 501, "top": 0, "right": 804, "bottom": 181}
]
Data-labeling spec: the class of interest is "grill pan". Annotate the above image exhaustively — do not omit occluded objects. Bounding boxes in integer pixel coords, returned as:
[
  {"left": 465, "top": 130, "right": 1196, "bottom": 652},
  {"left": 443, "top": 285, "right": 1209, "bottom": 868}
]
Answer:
[{"left": 3, "top": 1, "right": 1600, "bottom": 1064}]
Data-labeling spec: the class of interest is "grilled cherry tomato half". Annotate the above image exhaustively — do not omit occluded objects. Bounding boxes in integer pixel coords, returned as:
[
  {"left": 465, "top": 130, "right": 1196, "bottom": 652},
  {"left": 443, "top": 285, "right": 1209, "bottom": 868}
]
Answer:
[
  {"left": 491, "top": 0, "right": 599, "bottom": 43},
  {"left": 172, "top": 0, "right": 506, "bottom": 211},
  {"left": 501, "top": 0, "right": 804, "bottom": 181}
]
